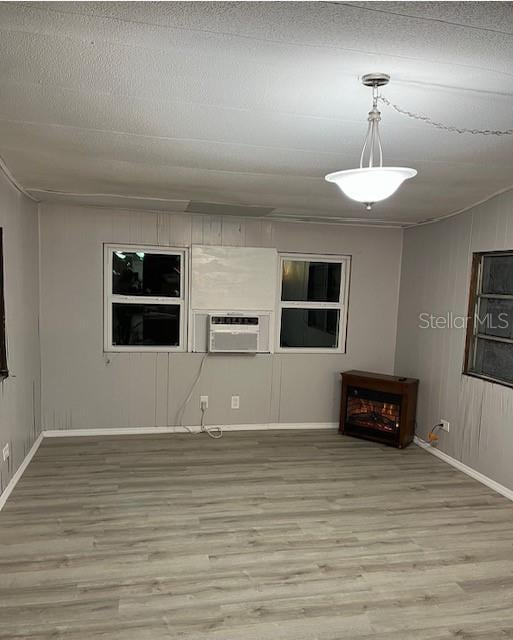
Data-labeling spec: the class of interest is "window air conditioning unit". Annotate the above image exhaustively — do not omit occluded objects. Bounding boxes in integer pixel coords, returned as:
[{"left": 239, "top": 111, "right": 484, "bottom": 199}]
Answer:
[{"left": 208, "top": 314, "right": 260, "bottom": 353}]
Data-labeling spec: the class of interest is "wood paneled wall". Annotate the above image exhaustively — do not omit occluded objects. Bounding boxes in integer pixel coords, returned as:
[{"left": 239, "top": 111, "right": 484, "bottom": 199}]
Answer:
[
  {"left": 396, "top": 188, "right": 513, "bottom": 490},
  {"left": 0, "top": 174, "right": 40, "bottom": 497},
  {"left": 39, "top": 204, "right": 403, "bottom": 430}
]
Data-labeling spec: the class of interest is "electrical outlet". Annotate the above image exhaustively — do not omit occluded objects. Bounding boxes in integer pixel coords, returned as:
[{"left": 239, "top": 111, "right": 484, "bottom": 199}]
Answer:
[
  {"left": 440, "top": 419, "right": 450, "bottom": 433},
  {"left": 231, "top": 395, "right": 240, "bottom": 410},
  {"left": 200, "top": 395, "right": 208, "bottom": 409},
  {"left": 2, "top": 443, "right": 9, "bottom": 462}
]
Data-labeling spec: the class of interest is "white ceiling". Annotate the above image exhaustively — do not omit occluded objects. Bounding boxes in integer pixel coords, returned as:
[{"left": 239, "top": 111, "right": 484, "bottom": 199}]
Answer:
[{"left": 1, "top": 1, "right": 513, "bottom": 226}]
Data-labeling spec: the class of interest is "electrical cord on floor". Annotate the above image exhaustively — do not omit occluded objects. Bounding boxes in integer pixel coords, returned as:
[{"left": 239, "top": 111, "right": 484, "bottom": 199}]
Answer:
[
  {"left": 175, "top": 352, "right": 209, "bottom": 430},
  {"left": 428, "top": 423, "right": 443, "bottom": 444},
  {"left": 174, "top": 352, "right": 223, "bottom": 438},
  {"left": 200, "top": 405, "right": 223, "bottom": 440}
]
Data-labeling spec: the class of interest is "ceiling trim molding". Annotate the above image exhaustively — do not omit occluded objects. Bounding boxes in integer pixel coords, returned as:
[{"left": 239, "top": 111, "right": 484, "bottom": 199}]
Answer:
[
  {"left": 24, "top": 183, "right": 513, "bottom": 232},
  {"left": 27, "top": 188, "right": 189, "bottom": 208},
  {"left": 31, "top": 188, "right": 409, "bottom": 228},
  {"left": 0, "top": 155, "right": 38, "bottom": 202},
  {"left": 406, "top": 182, "right": 513, "bottom": 229},
  {"left": 267, "top": 215, "right": 406, "bottom": 229}
]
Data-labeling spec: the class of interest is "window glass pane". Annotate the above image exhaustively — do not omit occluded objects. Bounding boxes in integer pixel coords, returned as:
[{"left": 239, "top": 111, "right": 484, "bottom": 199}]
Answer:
[
  {"left": 282, "top": 260, "right": 341, "bottom": 302},
  {"left": 482, "top": 255, "right": 513, "bottom": 295},
  {"left": 473, "top": 337, "right": 513, "bottom": 384},
  {"left": 477, "top": 297, "right": 513, "bottom": 339},
  {"left": 280, "top": 308, "right": 339, "bottom": 348},
  {"left": 112, "top": 303, "right": 180, "bottom": 346},
  {"left": 112, "top": 252, "right": 181, "bottom": 297}
]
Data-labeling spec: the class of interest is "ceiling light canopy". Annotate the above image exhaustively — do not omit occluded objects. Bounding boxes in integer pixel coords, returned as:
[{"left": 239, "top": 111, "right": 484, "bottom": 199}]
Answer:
[{"left": 325, "top": 73, "right": 417, "bottom": 210}]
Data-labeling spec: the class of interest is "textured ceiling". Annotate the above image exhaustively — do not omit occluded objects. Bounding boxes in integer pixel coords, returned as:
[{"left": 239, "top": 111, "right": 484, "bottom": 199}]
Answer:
[{"left": 0, "top": 1, "right": 513, "bottom": 226}]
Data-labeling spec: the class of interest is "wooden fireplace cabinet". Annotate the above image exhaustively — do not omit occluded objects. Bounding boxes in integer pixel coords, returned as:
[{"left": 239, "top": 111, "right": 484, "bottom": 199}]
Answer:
[{"left": 339, "top": 370, "right": 419, "bottom": 449}]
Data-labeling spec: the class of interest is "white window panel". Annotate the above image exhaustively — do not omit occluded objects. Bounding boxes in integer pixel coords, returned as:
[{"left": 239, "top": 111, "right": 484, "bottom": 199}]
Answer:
[
  {"left": 276, "top": 253, "right": 351, "bottom": 353},
  {"left": 104, "top": 244, "right": 188, "bottom": 352}
]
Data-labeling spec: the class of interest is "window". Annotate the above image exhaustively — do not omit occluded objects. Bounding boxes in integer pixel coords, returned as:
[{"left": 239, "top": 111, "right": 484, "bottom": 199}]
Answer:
[
  {"left": 0, "top": 229, "right": 7, "bottom": 379},
  {"left": 104, "top": 245, "right": 187, "bottom": 351},
  {"left": 277, "top": 253, "right": 350, "bottom": 352},
  {"left": 464, "top": 251, "right": 513, "bottom": 387}
]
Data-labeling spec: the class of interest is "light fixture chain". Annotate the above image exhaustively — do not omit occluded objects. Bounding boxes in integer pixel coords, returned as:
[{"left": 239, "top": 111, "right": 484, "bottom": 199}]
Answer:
[{"left": 379, "top": 95, "right": 513, "bottom": 136}]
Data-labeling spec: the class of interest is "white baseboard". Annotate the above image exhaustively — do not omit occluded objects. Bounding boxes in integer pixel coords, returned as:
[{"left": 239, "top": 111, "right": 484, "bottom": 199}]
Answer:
[
  {"left": 0, "top": 433, "right": 44, "bottom": 511},
  {"left": 414, "top": 436, "right": 513, "bottom": 503},
  {"left": 43, "top": 422, "right": 338, "bottom": 437},
  {"left": 226, "top": 422, "right": 338, "bottom": 431}
]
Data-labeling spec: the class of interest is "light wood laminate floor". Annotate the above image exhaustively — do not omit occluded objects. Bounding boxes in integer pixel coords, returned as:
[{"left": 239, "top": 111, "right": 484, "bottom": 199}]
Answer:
[{"left": 1, "top": 431, "right": 513, "bottom": 639}]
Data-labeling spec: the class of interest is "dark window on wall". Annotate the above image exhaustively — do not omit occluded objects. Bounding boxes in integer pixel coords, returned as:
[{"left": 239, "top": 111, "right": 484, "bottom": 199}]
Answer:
[
  {"left": 105, "top": 246, "right": 187, "bottom": 351},
  {"left": 278, "top": 254, "right": 350, "bottom": 352},
  {"left": 112, "top": 252, "right": 181, "bottom": 297},
  {"left": 464, "top": 251, "right": 513, "bottom": 387},
  {"left": 112, "top": 303, "right": 180, "bottom": 347},
  {"left": 280, "top": 308, "right": 340, "bottom": 348},
  {"left": 0, "top": 229, "right": 7, "bottom": 379}
]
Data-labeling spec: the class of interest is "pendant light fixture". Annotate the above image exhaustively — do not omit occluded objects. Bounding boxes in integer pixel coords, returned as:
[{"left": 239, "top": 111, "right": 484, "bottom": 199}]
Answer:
[{"left": 325, "top": 73, "right": 417, "bottom": 210}]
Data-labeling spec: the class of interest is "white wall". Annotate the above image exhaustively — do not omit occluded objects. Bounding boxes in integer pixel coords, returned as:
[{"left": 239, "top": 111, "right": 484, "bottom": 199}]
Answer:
[
  {"left": 0, "top": 172, "right": 40, "bottom": 495},
  {"left": 39, "top": 204, "right": 403, "bottom": 430},
  {"left": 395, "top": 188, "right": 513, "bottom": 490}
]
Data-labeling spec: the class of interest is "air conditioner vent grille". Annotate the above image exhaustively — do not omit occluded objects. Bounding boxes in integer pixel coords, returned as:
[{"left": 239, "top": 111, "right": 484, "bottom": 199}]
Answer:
[{"left": 211, "top": 332, "right": 258, "bottom": 352}]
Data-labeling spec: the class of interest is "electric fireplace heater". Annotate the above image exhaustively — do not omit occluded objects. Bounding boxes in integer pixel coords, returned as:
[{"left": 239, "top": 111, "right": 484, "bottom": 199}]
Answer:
[{"left": 339, "top": 371, "right": 418, "bottom": 448}]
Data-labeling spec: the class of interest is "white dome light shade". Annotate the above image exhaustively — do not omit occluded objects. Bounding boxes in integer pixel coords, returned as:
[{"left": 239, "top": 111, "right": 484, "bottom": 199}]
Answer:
[{"left": 325, "top": 167, "right": 417, "bottom": 205}]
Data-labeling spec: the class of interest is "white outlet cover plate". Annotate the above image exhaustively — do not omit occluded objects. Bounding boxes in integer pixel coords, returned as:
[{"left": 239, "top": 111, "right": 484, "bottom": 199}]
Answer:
[
  {"left": 231, "top": 395, "right": 240, "bottom": 409},
  {"left": 200, "top": 395, "right": 209, "bottom": 408},
  {"left": 441, "top": 420, "right": 450, "bottom": 432},
  {"left": 2, "top": 444, "right": 9, "bottom": 461}
]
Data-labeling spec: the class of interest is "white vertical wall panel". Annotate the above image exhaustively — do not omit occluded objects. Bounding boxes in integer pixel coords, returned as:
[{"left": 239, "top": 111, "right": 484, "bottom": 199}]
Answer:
[
  {"left": 39, "top": 204, "right": 403, "bottom": 430},
  {"left": 191, "top": 245, "right": 278, "bottom": 311},
  {"left": 0, "top": 172, "right": 40, "bottom": 497},
  {"left": 154, "top": 352, "right": 169, "bottom": 427},
  {"left": 221, "top": 219, "right": 244, "bottom": 247},
  {"left": 396, "top": 188, "right": 513, "bottom": 491}
]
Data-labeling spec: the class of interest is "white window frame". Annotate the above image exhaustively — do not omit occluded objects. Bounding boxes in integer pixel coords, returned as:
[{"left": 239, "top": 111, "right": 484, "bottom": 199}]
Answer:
[
  {"left": 276, "top": 253, "right": 351, "bottom": 353},
  {"left": 104, "top": 244, "right": 188, "bottom": 352}
]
